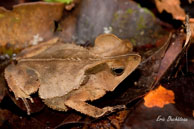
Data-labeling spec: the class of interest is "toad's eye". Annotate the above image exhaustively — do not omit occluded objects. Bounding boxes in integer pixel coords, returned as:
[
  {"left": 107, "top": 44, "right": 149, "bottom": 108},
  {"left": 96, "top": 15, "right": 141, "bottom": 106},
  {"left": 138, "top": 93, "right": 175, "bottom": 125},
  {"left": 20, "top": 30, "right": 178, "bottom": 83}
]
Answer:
[{"left": 111, "top": 67, "right": 125, "bottom": 76}]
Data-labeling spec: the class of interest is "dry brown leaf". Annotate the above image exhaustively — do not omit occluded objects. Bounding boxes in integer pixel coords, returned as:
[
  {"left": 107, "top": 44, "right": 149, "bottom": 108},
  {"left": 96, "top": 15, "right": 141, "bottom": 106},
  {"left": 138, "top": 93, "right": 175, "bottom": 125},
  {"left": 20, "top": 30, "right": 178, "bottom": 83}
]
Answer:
[
  {"left": 0, "top": 2, "right": 64, "bottom": 47},
  {"left": 144, "top": 85, "right": 175, "bottom": 108},
  {"left": 155, "top": 0, "right": 185, "bottom": 20}
]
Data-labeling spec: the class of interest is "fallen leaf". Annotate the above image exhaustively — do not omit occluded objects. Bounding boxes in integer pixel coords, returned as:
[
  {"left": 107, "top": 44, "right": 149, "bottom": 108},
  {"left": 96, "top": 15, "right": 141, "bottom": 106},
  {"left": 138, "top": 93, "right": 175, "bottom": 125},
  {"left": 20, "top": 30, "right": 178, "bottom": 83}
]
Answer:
[
  {"left": 0, "top": 2, "right": 64, "bottom": 47},
  {"left": 155, "top": 0, "right": 185, "bottom": 20},
  {"left": 144, "top": 85, "right": 175, "bottom": 108}
]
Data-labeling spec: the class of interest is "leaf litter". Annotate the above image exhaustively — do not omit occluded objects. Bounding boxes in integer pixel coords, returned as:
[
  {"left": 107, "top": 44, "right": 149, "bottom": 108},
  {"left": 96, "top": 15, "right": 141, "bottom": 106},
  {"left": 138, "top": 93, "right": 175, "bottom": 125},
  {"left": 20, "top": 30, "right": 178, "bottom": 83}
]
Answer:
[{"left": 0, "top": 0, "right": 193, "bottom": 129}]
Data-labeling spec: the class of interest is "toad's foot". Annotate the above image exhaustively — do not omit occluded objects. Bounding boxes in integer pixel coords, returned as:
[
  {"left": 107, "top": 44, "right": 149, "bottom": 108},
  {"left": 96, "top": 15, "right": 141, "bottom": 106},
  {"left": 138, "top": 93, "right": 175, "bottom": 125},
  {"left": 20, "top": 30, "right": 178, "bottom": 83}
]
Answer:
[
  {"left": 15, "top": 90, "right": 33, "bottom": 115},
  {"left": 103, "top": 105, "right": 126, "bottom": 113},
  {"left": 64, "top": 99, "right": 126, "bottom": 118},
  {"left": 11, "top": 87, "right": 33, "bottom": 115},
  {"left": 21, "top": 97, "right": 32, "bottom": 115}
]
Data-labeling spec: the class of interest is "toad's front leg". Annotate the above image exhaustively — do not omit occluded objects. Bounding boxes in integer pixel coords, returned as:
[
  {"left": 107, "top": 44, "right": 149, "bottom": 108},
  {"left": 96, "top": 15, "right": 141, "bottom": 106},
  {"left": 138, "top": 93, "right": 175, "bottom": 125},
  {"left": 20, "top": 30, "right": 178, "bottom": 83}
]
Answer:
[
  {"left": 4, "top": 64, "right": 40, "bottom": 115},
  {"left": 64, "top": 87, "right": 125, "bottom": 118}
]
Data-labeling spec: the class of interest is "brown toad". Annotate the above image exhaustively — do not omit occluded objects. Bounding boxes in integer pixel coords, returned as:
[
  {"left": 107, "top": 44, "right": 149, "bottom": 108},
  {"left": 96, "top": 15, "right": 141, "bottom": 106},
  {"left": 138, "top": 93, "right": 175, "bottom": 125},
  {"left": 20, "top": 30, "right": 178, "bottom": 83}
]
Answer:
[{"left": 4, "top": 34, "right": 141, "bottom": 118}]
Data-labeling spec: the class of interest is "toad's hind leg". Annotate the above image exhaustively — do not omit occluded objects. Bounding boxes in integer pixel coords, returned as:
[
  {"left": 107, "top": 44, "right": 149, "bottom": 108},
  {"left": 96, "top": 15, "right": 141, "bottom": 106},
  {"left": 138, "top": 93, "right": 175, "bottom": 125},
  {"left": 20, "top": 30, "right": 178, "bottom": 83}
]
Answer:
[{"left": 64, "top": 87, "right": 125, "bottom": 118}]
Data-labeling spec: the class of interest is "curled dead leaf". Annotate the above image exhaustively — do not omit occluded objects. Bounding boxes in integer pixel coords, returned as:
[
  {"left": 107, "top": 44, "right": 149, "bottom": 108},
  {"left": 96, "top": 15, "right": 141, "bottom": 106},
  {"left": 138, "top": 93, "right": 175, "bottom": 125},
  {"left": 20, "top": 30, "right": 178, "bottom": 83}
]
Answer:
[
  {"left": 155, "top": 0, "right": 185, "bottom": 20},
  {"left": 155, "top": 0, "right": 194, "bottom": 38},
  {"left": 144, "top": 85, "right": 175, "bottom": 108}
]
